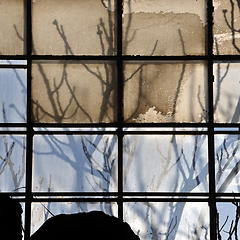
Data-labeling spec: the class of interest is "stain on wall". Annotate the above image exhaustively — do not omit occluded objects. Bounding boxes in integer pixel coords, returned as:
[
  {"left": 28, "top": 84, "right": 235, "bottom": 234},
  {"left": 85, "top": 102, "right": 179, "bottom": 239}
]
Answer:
[
  {"left": 123, "top": 11, "right": 206, "bottom": 56},
  {"left": 124, "top": 62, "right": 208, "bottom": 123},
  {"left": 122, "top": 2, "right": 207, "bottom": 123},
  {"left": 30, "top": 0, "right": 208, "bottom": 124}
]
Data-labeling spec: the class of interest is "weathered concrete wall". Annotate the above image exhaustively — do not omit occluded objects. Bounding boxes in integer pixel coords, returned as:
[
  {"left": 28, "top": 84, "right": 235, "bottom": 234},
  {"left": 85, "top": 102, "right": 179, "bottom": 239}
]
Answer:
[
  {"left": 32, "top": 62, "right": 116, "bottom": 123},
  {"left": 31, "top": 0, "right": 208, "bottom": 124},
  {"left": 214, "top": 0, "right": 240, "bottom": 55},
  {"left": 123, "top": 0, "right": 207, "bottom": 55},
  {"left": 123, "top": 12, "right": 206, "bottom": 56},
  {"left": 32, "top": 0, "right": 116, "bottom": 55},
  {"left": 123, "top": 0, "right": 208, "bottom": 123},
  {"left": 0, "top": 0, "right": 24, "bottom": 55},
  {"left": 213, "top": 62, "right": 240, "bottom": 123},
  {"left": 124, "top": 62, "right": 208, "bottom": 123}
]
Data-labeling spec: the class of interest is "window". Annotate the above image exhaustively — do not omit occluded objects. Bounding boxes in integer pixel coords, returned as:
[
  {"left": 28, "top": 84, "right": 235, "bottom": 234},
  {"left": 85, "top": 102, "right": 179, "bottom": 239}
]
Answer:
[{"left": 0, "top": 1, "right": 240, "bottom": 239}]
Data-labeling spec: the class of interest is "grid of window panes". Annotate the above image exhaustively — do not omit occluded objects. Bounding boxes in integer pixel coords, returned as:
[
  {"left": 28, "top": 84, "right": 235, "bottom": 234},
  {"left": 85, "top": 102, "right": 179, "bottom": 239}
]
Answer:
[{"left": 0, "top": 1, "right": 240, "bottom": 240}]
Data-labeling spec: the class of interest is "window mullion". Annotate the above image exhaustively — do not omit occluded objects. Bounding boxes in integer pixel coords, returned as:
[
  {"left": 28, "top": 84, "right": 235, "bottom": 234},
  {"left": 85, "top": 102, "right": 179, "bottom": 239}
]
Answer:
[
  {"left": 117, "top": 0, "right": 124, "bottom": 223},
  {"left": 25, "top": 0, "right": 33, "bottom": 239},
  {"left": 207, "top": 0, "right": 216, "bottom": 240}
]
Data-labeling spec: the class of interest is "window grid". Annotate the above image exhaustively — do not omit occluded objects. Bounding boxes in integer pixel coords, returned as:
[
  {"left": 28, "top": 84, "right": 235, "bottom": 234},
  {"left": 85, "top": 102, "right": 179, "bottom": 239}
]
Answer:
[{"left": 0, "top": 0, "right": 240, "bottom": 239}]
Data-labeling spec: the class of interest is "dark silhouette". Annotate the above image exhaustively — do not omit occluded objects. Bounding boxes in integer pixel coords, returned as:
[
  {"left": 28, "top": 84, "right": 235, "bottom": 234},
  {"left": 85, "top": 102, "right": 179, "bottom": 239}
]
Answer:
[
  {"left": 0, "top": 196, "right": 23, "bottom": 240},
  {"left": 1, "top": 196, "right": 139, "bottom": 240},
  {"left": 31, "top": 211, "right": 140, "bottom": 240}
]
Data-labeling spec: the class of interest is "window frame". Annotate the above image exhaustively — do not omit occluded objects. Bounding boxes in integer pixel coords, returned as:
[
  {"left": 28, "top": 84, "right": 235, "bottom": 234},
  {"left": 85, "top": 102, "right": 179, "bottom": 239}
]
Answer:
[{"left": 0, "top": 1, "right": 240, "bottom": 239}]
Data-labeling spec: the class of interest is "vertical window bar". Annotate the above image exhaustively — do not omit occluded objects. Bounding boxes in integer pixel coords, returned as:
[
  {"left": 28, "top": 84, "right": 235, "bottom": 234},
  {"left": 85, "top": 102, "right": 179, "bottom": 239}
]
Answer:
[
  {"left": 25, "top": 0, "right": 33, "bottom": 239},
  {"left": 207, "top": 0, "right": 216, "bottom": 239},
  {"left": 117, "top": 0, "right": 124, "bottom": 222}
]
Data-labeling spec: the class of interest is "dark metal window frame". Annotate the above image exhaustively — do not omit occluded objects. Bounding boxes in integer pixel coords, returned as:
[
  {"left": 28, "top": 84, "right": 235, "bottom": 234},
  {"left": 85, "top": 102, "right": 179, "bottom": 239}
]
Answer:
[{"left": 0, "top": 1, "right": 240, "bottom": 239}]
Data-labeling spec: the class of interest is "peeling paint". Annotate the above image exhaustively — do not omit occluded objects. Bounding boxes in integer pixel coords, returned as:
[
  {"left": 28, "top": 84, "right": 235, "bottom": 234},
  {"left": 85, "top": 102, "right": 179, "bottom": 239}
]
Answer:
[
  {"left": 124, "top": 63, "right": 208, "bottom": 123},
  {"left": 214, "top": 32, "right": 240, "bottom": 44},
  {"left": 133, "top": 106, "right": 172, "bottom": 123}
]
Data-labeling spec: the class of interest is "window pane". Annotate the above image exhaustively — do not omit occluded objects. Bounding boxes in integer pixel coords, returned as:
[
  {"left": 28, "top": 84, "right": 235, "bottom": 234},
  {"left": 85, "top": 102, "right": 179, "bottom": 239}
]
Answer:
[
  {"left": 124, "top": 61, "right": 208, "bottom": 123},
  {"left": 0, "top": 60, "right": 27, "bottom": 65},
  {"left": 32, "top": 0, "right": 116, "bottom": 55},
  {"left": 214, "top": 127, "right": 239, "bottom": 131},
  {"left": 31, "top": 61, "right": 116, "bottom": 123},
  {"left": 124, "top": 202, "right": 209, "bottom": 240},
  {"left": 123, "top": 0, "right": 207, "bottom": 56},
  {"left": 0, "top": 127, "right": 26, "bottom": 131},
  {"left": 215, "top": 134, "right": 240, "bottom": 193},
  {"left": 33, "top": 134, "right": 118, "bottom": 192},
  {"left": 33, "top": 127, "right": 117, "bottom": 132},
  {"left": 31, "top": 202, "right": 118, "bottom": 235},
  {"left": 213, "top": 62, "right": 240, "bottom": 123},
  {"left": 124, "top": 127, "right": 208, "bottom": 131},
  {"left": 0, "top": 0, "right": 24, "bottom": 55},
  {"left": 0, "top": 69, "right": 27, "bottom": 123},
  {"left": 216, "top": 202, "right": 240, "bottom": 239},
  {"left": 213, "top": 0, "right": 240, "bottom": 55},
  {"left": 123, "top": 134, "right": 208, "bottom": 192},
  {"left": 0, "top": 135, "right": 26, "bottom": 192}
]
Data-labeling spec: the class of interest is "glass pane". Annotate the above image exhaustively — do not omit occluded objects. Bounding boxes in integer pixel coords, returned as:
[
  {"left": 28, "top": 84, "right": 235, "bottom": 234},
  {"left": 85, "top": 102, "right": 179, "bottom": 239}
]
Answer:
[
  {"left": 33, "top": 127, "right": 117, "bottom": 132},
  {"left": 214, "top": 0, "right": 240, "bottom": 55},
  {"left": 215, "top": 134, "right": 240, "bottom": 193},
  {"left": 31, "top": 61, "right": 116, "bottom": 123},
  {"left": 0, "top": 69, "right": 27, "bottom": 123},
  {"left": 34, "top": 195, "right": 118, "bottom": 199},
  {"left": 123, "top": 0, "right": 207, "bottom": 56},
  {"left": 0, "top": 135, "right": 26, "bottom": 192},
  {"left": 124, "top": 61, "right": 208, "bottom": 123},
  {"left": 124, "top": 202, "right": 210, "bottom": 240},
  {"left": 33, "top": 134, "right": 118, "bottom": 192},
  {"left": 0, "top": 60, "right": 27, "bottom": 65},
  {"left": 0, "top": 0, "right": 24, "bottom": 55},
  {"left": 123, "top": 134, "right": 208, "bottom": 192},
  {"left": 214, "top": 127, "right": 239, "bottom": 131},
  {"left": 216, "top": 202, "right": 240, "bottom": 239},
  {"left": 0, "top": 127, "right": 26, "bottom": 131},
  {"left": 31, "top": 202, "right": 118, "bottom": 235},
  {"left": 124, "top": 127, "right": 208, "bottom": 131},
  {"left": 213, "top": 62, "right": 240, "bottom": 123},
  {"left": 32, "top": 0, "right": 116, "bottom": 55}
]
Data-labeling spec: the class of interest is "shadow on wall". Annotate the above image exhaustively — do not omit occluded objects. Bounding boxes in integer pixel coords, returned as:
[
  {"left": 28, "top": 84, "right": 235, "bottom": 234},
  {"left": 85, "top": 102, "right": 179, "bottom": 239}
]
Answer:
[{"left": 0, "top": 196, "right": 139, "bottom": 240}]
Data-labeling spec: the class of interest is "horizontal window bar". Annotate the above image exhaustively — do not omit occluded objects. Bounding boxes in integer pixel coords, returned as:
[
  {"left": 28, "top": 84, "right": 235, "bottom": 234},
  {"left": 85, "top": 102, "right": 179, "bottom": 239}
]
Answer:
[
  {"left": 31, "top": 198, "right": 118, "bottom": 203},
  {"left": 0, "top": 55, "right": 239, "bottom": 61},
  {"left": 0, "top": 65, "right": 27, "bottom": 69},
  {"left": 0, "top": 56, "right": 27, "bottom": 60},
  {"left": 0, "top": 123, "right": 27, "bottom": 127},
  {"left": 1, "top": 123, "right": 240, "bottom": 128}
]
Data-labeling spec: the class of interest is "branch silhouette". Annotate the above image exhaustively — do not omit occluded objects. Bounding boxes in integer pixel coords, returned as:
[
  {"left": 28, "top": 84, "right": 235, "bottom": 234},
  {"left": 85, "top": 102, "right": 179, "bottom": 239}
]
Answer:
[{"left": 216, "top": 201, "right": 240, "bottom": 240}]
